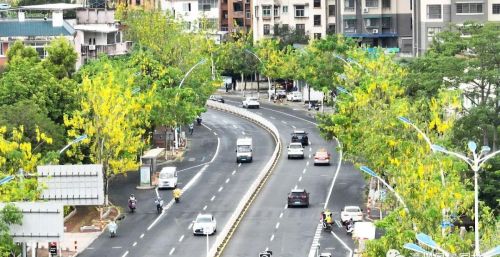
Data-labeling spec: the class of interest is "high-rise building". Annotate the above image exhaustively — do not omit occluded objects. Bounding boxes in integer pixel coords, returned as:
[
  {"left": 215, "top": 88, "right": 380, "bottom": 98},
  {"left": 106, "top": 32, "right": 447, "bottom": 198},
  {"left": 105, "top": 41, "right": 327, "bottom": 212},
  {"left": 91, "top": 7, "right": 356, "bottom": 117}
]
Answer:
[{"left": 220, "top": 0, "right": 253, "bottom": 32}]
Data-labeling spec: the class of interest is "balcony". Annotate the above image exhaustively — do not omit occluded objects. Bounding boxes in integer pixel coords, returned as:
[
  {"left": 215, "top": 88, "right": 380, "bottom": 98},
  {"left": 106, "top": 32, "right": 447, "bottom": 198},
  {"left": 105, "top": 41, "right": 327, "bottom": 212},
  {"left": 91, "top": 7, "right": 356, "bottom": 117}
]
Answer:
[
  {"left": 233, "top": 11, "right": 245, "bottom": 18},
  {"left": 81, "top": 41, "right": 133, "bottom": 59}
]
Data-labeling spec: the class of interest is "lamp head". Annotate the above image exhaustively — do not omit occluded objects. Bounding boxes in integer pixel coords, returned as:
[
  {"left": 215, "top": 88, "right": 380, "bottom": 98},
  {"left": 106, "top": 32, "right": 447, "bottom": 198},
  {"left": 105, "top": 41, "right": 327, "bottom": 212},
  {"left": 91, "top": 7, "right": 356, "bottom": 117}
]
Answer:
[
  {"left": 397, "top": 116, "right": 411, "bottom": 124},
  {"left": 360, "top": 166, "right": 377, "bottom": 177},
  {"left": 467, "top": 141, "right": 477, "bottom": 153},
  {"left": 431, "top": 144, "right": 446, "bottom": 152},
  {"left": 480, "top": 145, "right": 491, "bottom": 155},
  {"left": 337, "top": 86, "right": 349, "bottom": 95}
]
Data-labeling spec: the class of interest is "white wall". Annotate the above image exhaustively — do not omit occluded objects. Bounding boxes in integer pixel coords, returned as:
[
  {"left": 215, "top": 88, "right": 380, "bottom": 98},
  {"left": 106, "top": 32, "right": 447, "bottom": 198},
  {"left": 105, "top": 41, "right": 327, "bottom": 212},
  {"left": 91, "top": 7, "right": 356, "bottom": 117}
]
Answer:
[
  {"left": 162, "top": 0, "right": 219, "bottom": 31},
  {"left": 489, "top": 0, "right": 500, "bottom": 21},
  {"left": 419, "top": 0, "right": 450, "bottom": 23}
]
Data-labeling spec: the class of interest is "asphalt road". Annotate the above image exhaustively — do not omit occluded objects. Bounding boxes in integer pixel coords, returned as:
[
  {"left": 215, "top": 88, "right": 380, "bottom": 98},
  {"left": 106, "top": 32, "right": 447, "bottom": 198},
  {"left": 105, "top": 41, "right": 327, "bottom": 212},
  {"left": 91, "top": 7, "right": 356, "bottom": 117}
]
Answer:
[
  {"left": 78, "top": 108, "right": 275, "bottom": 257},
  {"left": 221, "top": 97, "right": 365, "bottom": 257}
]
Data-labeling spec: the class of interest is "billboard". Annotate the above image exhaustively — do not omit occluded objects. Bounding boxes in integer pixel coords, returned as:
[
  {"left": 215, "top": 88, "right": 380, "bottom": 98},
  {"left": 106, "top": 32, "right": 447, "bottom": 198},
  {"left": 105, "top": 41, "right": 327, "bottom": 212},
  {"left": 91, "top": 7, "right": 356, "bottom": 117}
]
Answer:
[
  {"left": 0, "top": 202, "right": 64, "bottom": 243},
  {"left": 37, "top": 164, "right": 104, "bottom": 206}
]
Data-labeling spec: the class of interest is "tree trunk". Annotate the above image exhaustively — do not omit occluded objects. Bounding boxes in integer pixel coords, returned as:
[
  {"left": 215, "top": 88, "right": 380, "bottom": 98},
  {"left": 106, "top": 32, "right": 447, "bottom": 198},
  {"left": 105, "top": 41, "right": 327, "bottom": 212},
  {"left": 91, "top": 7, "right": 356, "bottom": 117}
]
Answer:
[{"left": 256, "top": 72, "right": 260, "bottom": 94}]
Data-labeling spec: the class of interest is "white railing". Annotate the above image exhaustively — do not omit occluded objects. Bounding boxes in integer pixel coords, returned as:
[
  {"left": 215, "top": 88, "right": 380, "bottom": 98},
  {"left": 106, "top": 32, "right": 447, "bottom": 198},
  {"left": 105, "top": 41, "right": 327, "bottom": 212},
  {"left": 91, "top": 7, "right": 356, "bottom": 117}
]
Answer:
[{"left": 206, "top": 101, "right": 282, "bottom": 257}]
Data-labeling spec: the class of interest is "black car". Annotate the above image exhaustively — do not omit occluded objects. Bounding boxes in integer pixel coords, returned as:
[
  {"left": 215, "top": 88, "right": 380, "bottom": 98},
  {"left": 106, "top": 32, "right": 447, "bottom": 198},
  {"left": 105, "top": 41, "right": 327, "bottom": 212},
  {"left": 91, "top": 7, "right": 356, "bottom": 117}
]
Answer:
[
  {"left": 287, "top": 189, "right": 309, "bottom": 207},
  {"left": 209, "top": 95, "right": 225, "bottom": 103},
  {"left": 291, "top": 130, "right": 309, "bottom": 146}
]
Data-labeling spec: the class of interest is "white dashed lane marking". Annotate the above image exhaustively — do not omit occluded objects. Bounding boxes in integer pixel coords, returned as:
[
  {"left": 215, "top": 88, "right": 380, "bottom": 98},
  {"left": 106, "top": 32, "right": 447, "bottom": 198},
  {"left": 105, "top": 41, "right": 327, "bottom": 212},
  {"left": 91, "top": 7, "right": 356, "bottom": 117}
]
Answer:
[
  {"left": 132, "top": 242, "right": 137, "bottom": 247},
  {"left": 203, "top": 205, "right": 207, "bottom": 211},
  {"left": 121, "top": 251, "right": 129, "bottom": 257},
  {"left": 232, "top": 170, "right": 236, "bottom": 175},
  {"left": 275, "top": 222, "right": 280, "bottom": 229},
  {"left": 169, "top": 247, "right": 175, "bottom": 255},
  {"left": 210, "top": 195, "right": 216, "bottom": 201},
  {"left": 179, "top": 235, "right": 185, "bottom": 242},
  {"left": 270, "top": 234, "right": 275, "bottom": 241},
  {"left": 279, "top": 212, "right": 283, "bottom": 218},
  {"left": 140, "top": 233, "right": 144, "bottom": 239},
  {"left": 226, "top": 178, "right": 230, "bottom": 183},
  {"left": 218, "top": 186, "right": 223, "bottom": 192}
]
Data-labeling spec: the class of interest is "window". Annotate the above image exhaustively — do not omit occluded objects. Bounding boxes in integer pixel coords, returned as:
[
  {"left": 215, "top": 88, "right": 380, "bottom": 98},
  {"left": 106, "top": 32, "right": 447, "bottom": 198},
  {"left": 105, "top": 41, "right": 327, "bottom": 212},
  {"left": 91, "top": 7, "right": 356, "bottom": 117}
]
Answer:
[
  {"left": 274, "top": 5, "right": 280, "bottom": 16},
  {"left": 264, "top": 24, "right": 270, "bottom": 35},
  {"left": 314, "top": 0, "right": 320, "bottom": 8},
  {"left": 344, "top": 19, "right": 356, "bottom": 32},
  {"left": 222, "top": 10, "right": 228, "bottom": 19},
  {"left": 456, "top": 3, "right": 483, "bottom": 14},
  {"left": 233, "top": 2, "right": 243, "bottom": 11},
  {"left": 0, "top": 43, "right": 3, "bottom": 56},
  {"left": 282, "top": 5, "right": 288, "bottom": 13},
  {"left": 345, "top": 0, "right": 355, "bottom": 9},
  {"left": 183, "top": 3, "right": 191, "bottom": 11},
  {"left": 262, "top": 5, "right": 271, "bottom": 17},
  {"left": 314, "top": 33, "right": 322, "bottom": 39},
  {"left": 382, "top": 17, "right": 391, "bottom": 28},
  {"left": 135, "top": 0, "right": 140, "bottom": 5},
  {"left": 365, "top": 0, "right": 378, "bottom": 8},
  {"left": 199, "top": 0, "right": 217, "bottom": 11},
  {"left": 427, "top": 5, "right": 442, "bottom": 19},
  {"left": 327, "top": 24, "right": 336, "bottom": 35},
  {"left": 314, "top": 15, "right": 321, "bottom": 26},
  {"left": 295, "top": 5, "right": 305, "bottom": 17},
  {"left": 382, "top": 0, "right": 390, "bottom": 8},
  {"left": 246, "top": 10, "right": 251, "bottom": 18},
  {"left": 328, "top": 5, "right": 336, "bottom": 16},
  {"left": 255, "top": 6, "right": 259, "bottom": 17},
  {"left": 364, "top": 18, "right": 379, "bottom": 27},
  {"left": 296, "top": 24, "right": 305, "bottom": 35},
  {"left": 494, "top": 4, "right": 500, "bottom": 14},
  {"left": 427, "top": 27, "right": 441, "bottom": 42}
]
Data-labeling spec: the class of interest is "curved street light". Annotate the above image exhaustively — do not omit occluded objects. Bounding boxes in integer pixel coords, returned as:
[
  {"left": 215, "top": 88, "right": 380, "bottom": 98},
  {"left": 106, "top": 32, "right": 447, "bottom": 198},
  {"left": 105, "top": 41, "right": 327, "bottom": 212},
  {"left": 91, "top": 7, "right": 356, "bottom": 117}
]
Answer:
[
  {"left": 59, "top": 134, "right": 88, "bottom": 155},
  {"left": 244, "top": 49, "right": 272, "bottom": 102}
]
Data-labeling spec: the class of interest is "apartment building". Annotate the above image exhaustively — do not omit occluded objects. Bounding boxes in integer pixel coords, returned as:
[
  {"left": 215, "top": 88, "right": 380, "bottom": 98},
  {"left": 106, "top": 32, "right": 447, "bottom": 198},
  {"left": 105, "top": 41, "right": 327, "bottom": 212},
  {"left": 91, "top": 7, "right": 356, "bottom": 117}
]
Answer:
[
  {"left": 162, "top": 0, "right": 219, "bottom": 31},
  {"left": 339, "top": 0, "right": 413, "bottom": 53},
  {"left": 220, "top": 0, "right": 252, "bottom": 32},
  {"left": 414, "top": 0, "right": 500, "bottom": 55}
]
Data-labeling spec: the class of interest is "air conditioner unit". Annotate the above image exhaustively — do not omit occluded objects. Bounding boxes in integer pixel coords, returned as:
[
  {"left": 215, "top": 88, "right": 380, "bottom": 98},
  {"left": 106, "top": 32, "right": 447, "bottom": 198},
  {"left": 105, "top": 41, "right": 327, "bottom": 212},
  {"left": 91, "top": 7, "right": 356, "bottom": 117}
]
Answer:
[
  {"left": 372, "top": 29, "right": 378, "bottom": 34},
  {"left": 88, "top": 45, "right": 96, "bottom": 50},
  {"left": 363, "top": 8, "right": 369, "bottom": 13}
]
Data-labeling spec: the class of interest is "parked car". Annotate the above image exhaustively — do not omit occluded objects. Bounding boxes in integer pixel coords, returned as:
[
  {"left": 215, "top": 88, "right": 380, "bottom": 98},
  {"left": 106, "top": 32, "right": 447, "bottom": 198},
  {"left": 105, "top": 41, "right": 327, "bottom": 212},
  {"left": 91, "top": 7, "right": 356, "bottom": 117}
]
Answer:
[
  {"left": 287, "top": 189, "right": 309, "bottom": 207},
  {"left": 291, "top": 130, "right": 309, "bottom": 146},
  {"left": 340, "top": 206, "right": 363, "bottom": 223},
  {"left": 242, "top": 97, "right": 260, "bottom": 109},
  {"left": 209, "top": 95, "right": 225, "bottom": 103},
  {"left": 192, "top": 214, "right": 217, "bottom": 235},
  {"left": 287, "top": 142, "right": 304, "bottom": 159},
  {"left": 287, "top": 92, "right": 303, "bottom": 102},
  {"left": 314, "top": 149, "right": 331, "bottom": 166},
  {"left": 0, "top": 3, "right": 11, "bottom": 9}
]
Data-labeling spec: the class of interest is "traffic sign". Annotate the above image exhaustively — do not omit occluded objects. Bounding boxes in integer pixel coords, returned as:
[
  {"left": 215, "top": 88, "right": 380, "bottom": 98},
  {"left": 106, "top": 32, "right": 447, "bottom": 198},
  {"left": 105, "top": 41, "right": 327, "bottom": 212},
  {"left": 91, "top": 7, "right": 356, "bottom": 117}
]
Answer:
[{"left": 49, "top": 242, "right": 57, "bottom": 256}]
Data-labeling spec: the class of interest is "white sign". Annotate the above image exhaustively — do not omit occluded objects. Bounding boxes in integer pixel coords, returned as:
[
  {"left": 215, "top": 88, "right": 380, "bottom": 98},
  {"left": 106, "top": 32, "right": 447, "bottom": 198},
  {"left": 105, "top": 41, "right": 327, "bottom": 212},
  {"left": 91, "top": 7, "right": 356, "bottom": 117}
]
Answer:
[
  {"left": 140, "top": 165, "right": 151, "bottom": 185},
  {"left": 37, "top": 164, "right": 104, "bottom": 205},
  {"left": 0, "top": 202, "right": 64, "bottom": 243}
]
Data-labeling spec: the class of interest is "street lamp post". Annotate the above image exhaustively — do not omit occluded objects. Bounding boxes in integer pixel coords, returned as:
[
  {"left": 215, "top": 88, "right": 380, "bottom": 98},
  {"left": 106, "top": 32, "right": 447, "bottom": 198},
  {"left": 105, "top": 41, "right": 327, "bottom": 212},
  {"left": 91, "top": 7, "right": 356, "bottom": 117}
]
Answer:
[
  {"left": 430, "top": 142, "right": 500, "bottom": 256},
  {"left": 59, "top": 134, "right": 88, "bottom": 155},
  {"left": 244, "top": 49, "right": 272, "bottom": 102},
  {"left": 404, "top": 233, "right": 450, "bottom": 257}
]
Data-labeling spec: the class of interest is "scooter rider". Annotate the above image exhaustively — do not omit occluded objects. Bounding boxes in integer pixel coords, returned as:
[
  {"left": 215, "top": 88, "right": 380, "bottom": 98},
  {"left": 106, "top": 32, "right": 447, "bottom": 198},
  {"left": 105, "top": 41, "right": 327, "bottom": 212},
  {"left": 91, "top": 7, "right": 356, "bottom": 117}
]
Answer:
[
  {"left": 108, "top": 220, "right": 117, "bottom": 237},
  {"left": 155, "top": 197, "right": 164, "bottom": 214},
  {"left": 128, "top": 194, "right": 137, "bottom": 212},
  {"left": 173, "top": 188, "right": 182, "bottom": 203}
]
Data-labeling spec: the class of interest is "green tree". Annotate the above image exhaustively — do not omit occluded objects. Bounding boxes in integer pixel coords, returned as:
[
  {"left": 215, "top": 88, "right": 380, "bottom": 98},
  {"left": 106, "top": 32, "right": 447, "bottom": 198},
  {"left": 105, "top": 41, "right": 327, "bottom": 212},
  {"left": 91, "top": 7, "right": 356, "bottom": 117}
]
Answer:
[
  {"left": 6, "top": 41, "right": 40, "bottom": 64},
  {"left": 43, "top": 37, "right": 78, "bottom": 79},
  {"left": 0, "top": 204, "right": 22, "bottom": 257}
]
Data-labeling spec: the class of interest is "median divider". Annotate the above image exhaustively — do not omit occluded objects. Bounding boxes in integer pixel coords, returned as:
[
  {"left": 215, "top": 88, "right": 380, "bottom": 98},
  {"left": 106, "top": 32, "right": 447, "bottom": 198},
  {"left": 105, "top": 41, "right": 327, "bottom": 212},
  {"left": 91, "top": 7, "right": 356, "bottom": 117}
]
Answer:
[{"left": 206, "top": 101, "right": 282, "bottom": 257}]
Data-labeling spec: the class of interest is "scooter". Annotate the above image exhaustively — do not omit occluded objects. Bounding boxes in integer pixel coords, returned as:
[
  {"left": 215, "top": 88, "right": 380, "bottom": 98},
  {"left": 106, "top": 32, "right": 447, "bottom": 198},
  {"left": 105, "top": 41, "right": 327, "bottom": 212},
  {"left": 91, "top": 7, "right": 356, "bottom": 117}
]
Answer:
[
  {"left": 174, "top": 196, "right": 180, "bottom": 203},
  {"left": 128, "top": 200, "right": 136, "bottom": 213},
  {"left": 322, "top": 220, "right": 333, "bottom": 231},
  {"left": 346, "top": 223, "right": 354, "bottom": 235},
  {"left": 108, "top": 222, "right": 117, "bottom": 238}
]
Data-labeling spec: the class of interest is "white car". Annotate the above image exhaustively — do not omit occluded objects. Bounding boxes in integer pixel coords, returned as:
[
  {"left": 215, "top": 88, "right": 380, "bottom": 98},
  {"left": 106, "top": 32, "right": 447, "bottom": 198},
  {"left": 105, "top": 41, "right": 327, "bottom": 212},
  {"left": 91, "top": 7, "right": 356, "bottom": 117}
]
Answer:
[
  {"left": 340, "top": 205, "right": 364, "bottom": 223},
  {"left": 0, "top": 3, "right": 11, "bottom": 9},
  {"left": 287, "top": 92, "right": 303, "bottom": 102},
  {"left": 242, "top": 97, "right": 260, "bottom": 109},
  {"left": 287, "top": 142, "right": 304, "bottom": 159},
  {"left": 192, "top": 214, "right": 217, "bottom": 235}
]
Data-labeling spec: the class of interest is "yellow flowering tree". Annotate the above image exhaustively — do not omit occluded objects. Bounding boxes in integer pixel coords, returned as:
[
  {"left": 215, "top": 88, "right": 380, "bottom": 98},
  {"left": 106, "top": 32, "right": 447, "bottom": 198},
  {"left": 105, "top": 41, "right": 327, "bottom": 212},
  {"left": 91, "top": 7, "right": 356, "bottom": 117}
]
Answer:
[{"left": 64, "top": 64, "right": 153, "bottom": 205}]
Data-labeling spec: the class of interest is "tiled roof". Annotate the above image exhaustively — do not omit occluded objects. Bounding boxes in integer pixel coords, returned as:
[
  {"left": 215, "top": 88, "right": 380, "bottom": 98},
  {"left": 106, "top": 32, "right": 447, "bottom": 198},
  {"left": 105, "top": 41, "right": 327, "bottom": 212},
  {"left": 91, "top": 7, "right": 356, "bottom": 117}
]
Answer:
[{"left": 0, "top": 20, "right": 72, "bottom": 37}]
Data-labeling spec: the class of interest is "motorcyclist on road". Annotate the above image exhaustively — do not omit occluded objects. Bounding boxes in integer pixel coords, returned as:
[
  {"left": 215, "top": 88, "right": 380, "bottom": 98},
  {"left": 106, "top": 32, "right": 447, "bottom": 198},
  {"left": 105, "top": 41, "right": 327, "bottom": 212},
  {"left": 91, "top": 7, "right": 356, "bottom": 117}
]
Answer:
[
  {"left": 324, "top": 209, "right": 332, "bottom": 224},
  {"left": 108, "top": 220, "right": 117, "bottom": 236},
  {"left": 173, "top": 188, "right": 182, "bottom": 202},
  {"left": 154, "top": 197, "right": 164, "bottom": 213},
  {"left": 189, "top": 123, "right": 194, "bottom": 135}
]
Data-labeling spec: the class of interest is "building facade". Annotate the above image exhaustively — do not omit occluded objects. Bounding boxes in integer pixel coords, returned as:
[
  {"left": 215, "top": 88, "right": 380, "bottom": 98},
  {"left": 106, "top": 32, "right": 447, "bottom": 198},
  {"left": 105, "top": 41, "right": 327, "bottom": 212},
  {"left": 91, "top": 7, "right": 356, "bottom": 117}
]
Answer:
[
  {"left": 162, "top": 0, "right": 219, "bottom": 31},
  {"left": 414, "top": 0, "right": 500, "bottom": 55},
  {"left": 220, "top": 0, "right": 252, "bottom": 32}
]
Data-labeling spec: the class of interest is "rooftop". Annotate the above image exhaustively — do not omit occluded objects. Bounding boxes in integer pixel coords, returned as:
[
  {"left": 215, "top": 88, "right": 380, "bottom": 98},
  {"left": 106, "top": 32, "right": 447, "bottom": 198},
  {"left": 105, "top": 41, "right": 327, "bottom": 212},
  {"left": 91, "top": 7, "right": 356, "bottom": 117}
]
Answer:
[
  {"left": 19, "top": 3, "right": 83, "bottom": 10},
  {"left": 0, "top": 20, "right": 73, "bottom": 37}
]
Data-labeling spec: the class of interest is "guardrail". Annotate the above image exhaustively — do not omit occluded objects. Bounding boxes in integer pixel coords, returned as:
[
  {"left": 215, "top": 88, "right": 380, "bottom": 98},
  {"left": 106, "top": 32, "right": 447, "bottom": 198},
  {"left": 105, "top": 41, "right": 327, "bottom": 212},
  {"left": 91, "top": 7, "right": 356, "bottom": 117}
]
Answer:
[{"left": 206, "top": 101, "right": 282, "bottom": 257}]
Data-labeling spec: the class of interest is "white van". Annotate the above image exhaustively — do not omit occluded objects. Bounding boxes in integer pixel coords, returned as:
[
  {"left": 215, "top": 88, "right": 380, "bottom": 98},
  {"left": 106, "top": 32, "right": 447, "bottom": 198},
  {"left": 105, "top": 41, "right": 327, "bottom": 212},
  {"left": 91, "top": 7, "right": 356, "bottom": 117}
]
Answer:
[
  {"left": 158, "top": 166, "right": 178, "bottom": 189},
  {"left": 236, "top": 137, "right": 253, "bottom": 163}
]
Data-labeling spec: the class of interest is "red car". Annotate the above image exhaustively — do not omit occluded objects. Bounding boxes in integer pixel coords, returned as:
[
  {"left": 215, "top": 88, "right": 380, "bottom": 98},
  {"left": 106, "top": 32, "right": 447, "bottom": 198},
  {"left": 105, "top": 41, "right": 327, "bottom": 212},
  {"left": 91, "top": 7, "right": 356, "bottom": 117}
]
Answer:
[{"left": 314, "top": 149, "right": 331, "bottom": 166}]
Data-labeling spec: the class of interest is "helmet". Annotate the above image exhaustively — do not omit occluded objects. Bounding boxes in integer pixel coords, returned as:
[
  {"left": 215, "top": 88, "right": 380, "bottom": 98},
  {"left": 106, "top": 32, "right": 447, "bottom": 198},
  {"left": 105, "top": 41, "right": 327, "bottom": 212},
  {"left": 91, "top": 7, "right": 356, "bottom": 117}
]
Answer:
[{"left": 130, "top": 194, "right": 135, "bottom": 198}]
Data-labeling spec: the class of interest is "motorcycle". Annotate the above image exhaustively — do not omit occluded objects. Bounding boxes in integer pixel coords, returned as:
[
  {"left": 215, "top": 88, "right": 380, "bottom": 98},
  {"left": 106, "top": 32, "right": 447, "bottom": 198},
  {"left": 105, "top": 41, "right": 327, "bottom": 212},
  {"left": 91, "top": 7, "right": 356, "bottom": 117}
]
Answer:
[
  {"left": 174, "top": 195, "right": 180, "bottom": 203},
  {"left": 346, "top": 223, "right": 354, "bottom": 235},
  {"left": 322, "top": 219, "right": 333, "bottom": 231},
  {"left": 108, "top": 222, "right": 117, "bottom": 238},
  {"left": 128, "top": 199, "right": 136, "bottom": 213},
  {"left": 156, "top": 199, "right": 164, "bottom": 214}
]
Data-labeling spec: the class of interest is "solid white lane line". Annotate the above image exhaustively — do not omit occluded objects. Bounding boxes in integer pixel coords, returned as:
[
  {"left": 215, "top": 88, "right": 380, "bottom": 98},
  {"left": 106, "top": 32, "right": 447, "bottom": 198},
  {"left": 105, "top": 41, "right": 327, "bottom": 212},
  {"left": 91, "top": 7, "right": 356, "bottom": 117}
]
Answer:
[
  {"left": 132, "top": 242, "right": 137, "bottom": 247},
  {"left": 179, "top": 235, "right": 185, "bottom": 242},
  {"left": 188, "top": 223, "right": 193, "bottom": 230},
  {"left": 210, "top": 195, "right": 216, "bottom": 201},
  {"left": 298, "top": 176, "right": 303, "bottom": 182},
  {"left": 275, "top": 222, "right": 280, "bottom": 229},
  {"left": 203, "top": 205, "right": 207, "bottom": 211},
  {"left": 331, "top": 231, "right": 353, "bottom": 257},
  {"left": 218, "top": 186, "right": 223, "bottom": 192},
  {"left": 232, "top": 170, "right": 236, "bottom": 175},
  {"left": 270, "top": 234, "right": 275, "bottom": 241},
  {"left": 169, "top": 247, "right": 175, "bottom": 255},
  {"left": 210, "top": 137, "right": 221, "bottom": 163},
  {"left": 121, "top": 251, "right": 129, "bottom": 257},
  {"left": 225, "top": 178, "right": 230, "bottom": 183},
  {"left": 140, "top": 233, "right": 144, "bottom": 239}
]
